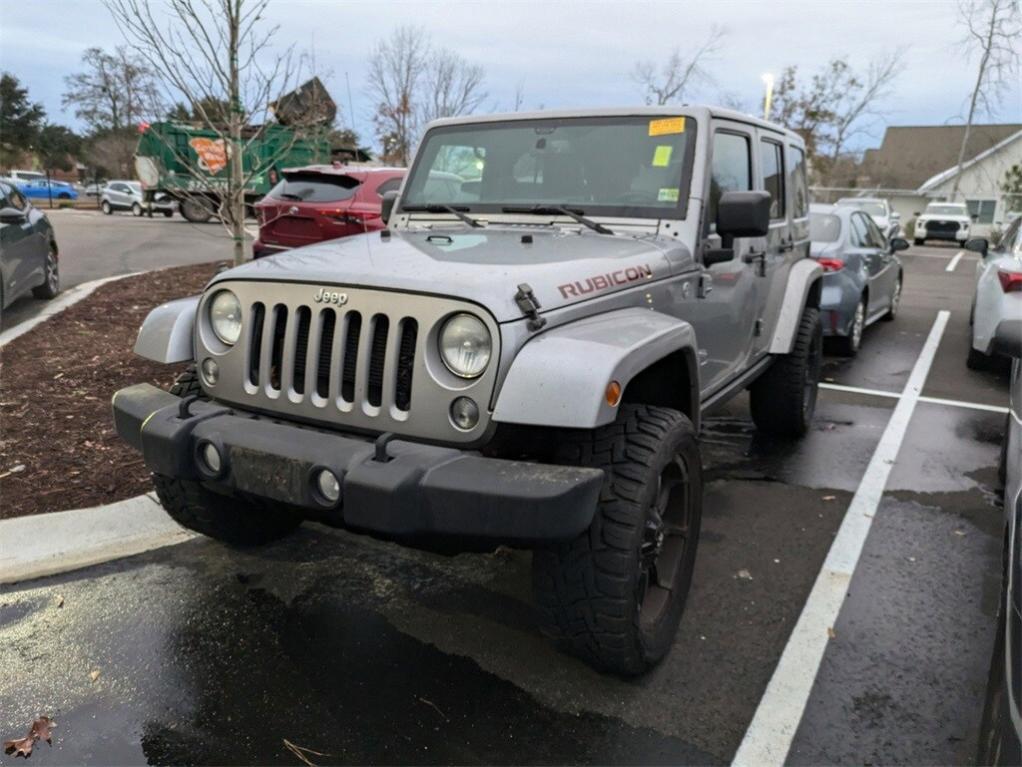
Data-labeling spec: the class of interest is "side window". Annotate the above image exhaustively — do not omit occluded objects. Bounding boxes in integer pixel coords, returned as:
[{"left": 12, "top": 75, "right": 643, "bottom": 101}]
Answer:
[
  {"left": 849, "top": 214, "right": 870, "bottom": 247},
  {"left": 759, "top": 139, "right": 785, "bottom": 219},
  {"left": 376, "top": 178, "right": 402, "bottom": 197},
  {"left": 789, "top": 146, "right": 808, "bottom": 219},
  {"left": 0, "top": 183, "right": 9, "bottom": 208},
  {"left": 966, "top": 199, "right": 996, "bottom": 225},
  {"left": 708, "top": 131, "right": 751, "bottom": 227},
  {"left": 864, "top": 216, "right": 886, "bottom": 248}
]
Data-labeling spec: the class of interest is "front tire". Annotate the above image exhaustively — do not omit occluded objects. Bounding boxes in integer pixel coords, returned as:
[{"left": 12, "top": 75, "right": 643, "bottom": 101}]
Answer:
[
  {"left": 101, "top": 200, "right": 112, "bottom": 215},
  {"left": 882, "top": 275, "right": 902, "bottom": 321},
  {"left": 151, "top": 368, "right": 301, "bottom": 547},
  {"left": 914, "top": 238, "right": 924, "bottom": 246},
  {"left": 532, "top": 404, "right": 702, "bottom": 676},
  {"left": 180, "top": 196, "right": 213, "bottom": 223},
  {"left": 750, "top": 307, "right": 823, "bottom": 438}
]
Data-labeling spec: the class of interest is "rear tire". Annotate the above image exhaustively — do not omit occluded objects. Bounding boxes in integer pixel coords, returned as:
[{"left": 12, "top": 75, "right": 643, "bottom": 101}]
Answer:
[
  {"left": 180, "top": 196, "right": 213, "bottom": 223},
  {"left": 162, "top": 209, "right": 173, "bottom": 218},
  {"left": 532, "top": 404, "right": 702, "bottom": 676},
  {"left": 31, "top": 242, "right": 60, "bottom": 299},
  {"left": 967, "top": 345, "right": 992, "bottom": 370},
  {"left": 151, "top": 367, "right": 301, "bottom": 547},
  {"left": 131, "top": 202, "right": 143, "bottom": 217},
  {"left": 914, "top": 238, "right": 924, "bottom": 246},
  {"left": 834, "top": 297, "right": 865, "bottom": 357},
  {"left": 750, "top": 306, "right": 823, "bottom": 438}
]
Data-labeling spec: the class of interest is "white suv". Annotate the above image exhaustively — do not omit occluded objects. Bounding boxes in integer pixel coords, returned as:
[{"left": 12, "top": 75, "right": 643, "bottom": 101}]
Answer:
[
  {"left": 101, "top": 180, "right": 175, "bottom": 217},
  {"left": 914, "top": 202, "right": 971, "bottom": 246}
]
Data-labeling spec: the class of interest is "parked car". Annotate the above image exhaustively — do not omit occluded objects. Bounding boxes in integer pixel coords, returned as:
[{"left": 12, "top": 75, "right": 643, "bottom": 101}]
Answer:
[
  {"left": 101, "top": 180, "right": 174, "bottom": 217},
  {"left": 7, "top": 169, "right": 46, "bottom": 184},
  {"left": 835, "top": 196, "right": 900, "bottom": 236},
  {"left": 914, "top": 201, "right": 972, "bottom": 246},
  {"left": 82, "top": 181, "right": 107, "bottom": 197},
  {"left": 965, "top": 216, "right": 1022, "bottom": 369},
  {"left": 0, "top": 180, "right": 60, "bottom": 325},
  {"left": 976, "top": 335, "right": 1021, "bottom": 765},
  {"left": 809, "top": 203, "right": 907, "bottom": 355},
  {"left": 252, "top": 165, "right": 405, "bottom": 257},
  {"left": 16, "top": 178, "right": 78, "bottom": 201},
  {"left": 113, "top": 106, "right": 826, "bottom": 676}
]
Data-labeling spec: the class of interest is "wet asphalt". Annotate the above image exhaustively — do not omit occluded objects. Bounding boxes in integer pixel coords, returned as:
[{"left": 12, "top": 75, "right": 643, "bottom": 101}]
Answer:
[{"left": 0, "top": 243, "right": 1011, "bottom": 765}]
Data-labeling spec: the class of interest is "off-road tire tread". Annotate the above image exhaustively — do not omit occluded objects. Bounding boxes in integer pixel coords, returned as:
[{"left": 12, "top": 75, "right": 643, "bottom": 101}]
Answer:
[
  {"left": 152, "top": 367, "right": 300, "bottom": 546},
  {"left": 532, "top": 404, "right": 700, "bottom": 676},
  {"left": 750, "top": 307, "right": 821, "bottom": 438}
]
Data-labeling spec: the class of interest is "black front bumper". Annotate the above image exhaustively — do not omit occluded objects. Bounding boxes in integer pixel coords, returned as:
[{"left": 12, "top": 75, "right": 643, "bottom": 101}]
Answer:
[{"left": 112, "top": 384, "right": 603, "bottom": 545}]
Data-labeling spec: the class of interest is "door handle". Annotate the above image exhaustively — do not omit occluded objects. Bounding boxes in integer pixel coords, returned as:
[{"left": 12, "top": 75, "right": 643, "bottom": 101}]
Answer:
[
  {"left": 780, "top": 241, "right": 794, "bottom": 252},
  {"left": 741, "top": 251, "right": 766, "bottom": 264}
]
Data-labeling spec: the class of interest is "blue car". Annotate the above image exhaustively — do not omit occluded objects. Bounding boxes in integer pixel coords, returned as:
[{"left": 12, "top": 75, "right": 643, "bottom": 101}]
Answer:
[
  {"left": 809, "top": 203, "right": 908, "bottom": 356},
  {"left": 16, "top": 178, "right": 79, "bottom": 201}
]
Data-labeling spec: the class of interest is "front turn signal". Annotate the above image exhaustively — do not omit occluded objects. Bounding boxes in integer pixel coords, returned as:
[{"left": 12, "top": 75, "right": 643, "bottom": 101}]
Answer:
[{"left": 605, "top": 380, "right": 622, "bottom": 407}]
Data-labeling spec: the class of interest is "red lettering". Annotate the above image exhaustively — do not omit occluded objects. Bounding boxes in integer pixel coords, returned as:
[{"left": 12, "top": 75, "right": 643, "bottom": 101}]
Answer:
[{"left": 559, "top": 283, "right": 578, "bottom": 298}]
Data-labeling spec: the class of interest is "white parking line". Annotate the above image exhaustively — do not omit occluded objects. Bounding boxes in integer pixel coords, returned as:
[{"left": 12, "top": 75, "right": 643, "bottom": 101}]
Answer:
[
  {"left": 819, "top": 381, "right": 1008, "bottom": 414},
  {"left": 732, "top": 310, "right": 950, "bottom": 767},
  {"left": 946, "top": 251, "right": 964, "bottom": 272}
]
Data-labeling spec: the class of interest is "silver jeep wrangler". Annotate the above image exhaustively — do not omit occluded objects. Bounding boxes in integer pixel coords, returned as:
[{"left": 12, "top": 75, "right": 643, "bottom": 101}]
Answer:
[{"left": 113, "top": 107, "right": 822, "bottom": 675}]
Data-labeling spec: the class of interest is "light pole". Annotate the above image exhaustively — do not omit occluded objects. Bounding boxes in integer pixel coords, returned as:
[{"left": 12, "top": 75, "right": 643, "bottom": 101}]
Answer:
[{"left": 761, "top": 73, "right": 775, "bottom": 121}]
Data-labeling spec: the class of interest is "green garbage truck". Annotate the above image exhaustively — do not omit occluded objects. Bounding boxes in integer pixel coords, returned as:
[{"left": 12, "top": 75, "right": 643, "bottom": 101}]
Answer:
[{"left": 134, "top": 122, "right": 330, "bottom": 223}]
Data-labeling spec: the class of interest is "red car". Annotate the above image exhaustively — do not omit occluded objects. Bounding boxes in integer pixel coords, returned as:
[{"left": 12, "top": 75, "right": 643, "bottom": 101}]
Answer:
[{"left": 253, "top": 165, "right": 405, "bottom": 258}]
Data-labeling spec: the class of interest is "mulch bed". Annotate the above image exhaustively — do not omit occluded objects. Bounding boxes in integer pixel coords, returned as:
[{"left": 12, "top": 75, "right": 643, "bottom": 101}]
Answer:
[{"left": 0, "top": 262, "right": 226, "bottom": 519}]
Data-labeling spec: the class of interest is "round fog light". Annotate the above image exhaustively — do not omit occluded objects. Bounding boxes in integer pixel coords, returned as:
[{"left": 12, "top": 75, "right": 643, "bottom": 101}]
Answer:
[
  {"left": 315, "top": 469, "right": 341, "bottom": 504},
  {"left": 201, "top": 357, "right": 219, "bottom": 386},
  {"left": 450, "top": 396, "right": 479, "bottom": 430},
  {"left": 201, "top": 442, "right": 222, "bottom": 474}
]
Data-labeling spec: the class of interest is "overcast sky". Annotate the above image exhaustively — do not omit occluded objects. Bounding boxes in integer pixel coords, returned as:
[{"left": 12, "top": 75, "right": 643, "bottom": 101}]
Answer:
[{"left": 1, "top": 0, "right": 1019, "bottom": 153}]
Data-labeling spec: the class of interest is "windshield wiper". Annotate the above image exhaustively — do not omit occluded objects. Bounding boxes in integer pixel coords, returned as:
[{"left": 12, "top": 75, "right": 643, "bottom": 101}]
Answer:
[
  {"left": 401, "top": 203, "right": 483, "bottom": 228},
  {"left": 501, "top": 205, "right": 614, "bottom": 235}
]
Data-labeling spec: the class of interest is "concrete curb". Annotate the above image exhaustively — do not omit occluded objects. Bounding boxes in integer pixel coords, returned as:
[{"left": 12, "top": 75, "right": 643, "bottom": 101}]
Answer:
[
  {"left": 0, "top": 271, "right": 140, "bottom": 348},
  {"left": 0, "top": 494, "right": 195, "bottom": 585}
]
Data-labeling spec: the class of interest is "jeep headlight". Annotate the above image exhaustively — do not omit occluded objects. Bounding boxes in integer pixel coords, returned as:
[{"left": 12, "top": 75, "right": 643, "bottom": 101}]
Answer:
[
  {"left": 209, "top": 289, "right": 242, "bottom": 345},
  {"left": 439, "top": 313, "right": 491, "bottom": 378}
]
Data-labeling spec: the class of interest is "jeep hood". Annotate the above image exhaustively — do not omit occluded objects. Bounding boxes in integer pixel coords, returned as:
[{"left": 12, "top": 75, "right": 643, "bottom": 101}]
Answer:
[{"left": 214, "top": 228, "right": 691, "bottom": 322}]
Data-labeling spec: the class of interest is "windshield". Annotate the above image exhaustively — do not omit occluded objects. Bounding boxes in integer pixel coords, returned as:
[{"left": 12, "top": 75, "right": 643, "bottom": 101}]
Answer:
[
  {"left": 840, "top": 200, "right": 886, "bottom": 217},
  {"left": 400, "top": 115, "right": 694, "bottom": 219},
  {"left": 925, "top": 204, "right": 967, "bottom": 216},
  {"left": 810, "top": 213, "right": 842, "bottom": 243}
]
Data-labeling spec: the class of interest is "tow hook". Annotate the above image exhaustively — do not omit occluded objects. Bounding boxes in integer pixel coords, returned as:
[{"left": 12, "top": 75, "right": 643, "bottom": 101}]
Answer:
[{"left": 514, "top": 283, "right": 547, "bottom": 331}]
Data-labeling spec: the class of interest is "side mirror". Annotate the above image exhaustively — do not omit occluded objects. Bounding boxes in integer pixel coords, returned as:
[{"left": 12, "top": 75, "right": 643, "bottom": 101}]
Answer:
[
  {"left": 913, "top": 211, "right": 921, "bottom": 217},
  {"left": 971, "top": 214, "right": 979, "bottom": 222},
  {"left": 717, "top": 190, "right": 771, "bottom": 240},
  {"left": 380, "top": 190, "right": 399, "bottom": 225},
  {"left": 964, "top": 237, "right": 989, "bottom": 256},
  {"left": 891, "top": 211, "right": 901, "bottom": 221},
  {"left": 889, "top": 237, "right": 910, "bottom": 252},
  {"left": 0, "top": 207, "right": 26, "bottom": 224}
]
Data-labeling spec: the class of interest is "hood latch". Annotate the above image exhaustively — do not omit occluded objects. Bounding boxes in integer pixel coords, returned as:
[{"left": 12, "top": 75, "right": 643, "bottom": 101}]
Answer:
[{"left": 514, "top": 283, "right": 547, "bottom": 331}]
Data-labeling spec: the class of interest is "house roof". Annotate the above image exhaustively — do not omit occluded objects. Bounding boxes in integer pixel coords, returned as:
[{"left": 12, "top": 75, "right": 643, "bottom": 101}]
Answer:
[
  {"left": 861, "top": 123, "right": 1022, "bottom": 190},
  {"left": 918, "top": 129, "right": 1022, "bottom": 191}
]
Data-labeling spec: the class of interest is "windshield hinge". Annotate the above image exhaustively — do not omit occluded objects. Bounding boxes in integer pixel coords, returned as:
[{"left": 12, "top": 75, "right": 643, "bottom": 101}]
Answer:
[{"left": 514, "top": 283, "right": 547, "bottom": 331}]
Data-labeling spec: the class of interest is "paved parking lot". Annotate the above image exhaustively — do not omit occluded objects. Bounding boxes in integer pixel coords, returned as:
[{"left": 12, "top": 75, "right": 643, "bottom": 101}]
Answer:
[
  {"left": 1, "top": 209, "right": 245, "bottom": 332},
  {"left": 0, "top": 239, "right": 1011, "bottom": 765}
]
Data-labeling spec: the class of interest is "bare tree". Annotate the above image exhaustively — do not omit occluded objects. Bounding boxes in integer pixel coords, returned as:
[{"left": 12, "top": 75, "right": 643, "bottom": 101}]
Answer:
[
  {"left": 511, "top": 81, "right": 526, "bottom": 112},
  {"left": 420, "top": 49, "right": 487, "bottom": 124},
  {"left": 368, "top": 26, "right": 429, "bottom": 166},
  {"left": 62, "top": 46, "right": 161, "bottom": 133},
  {"left": 631, "top": 26, "right": 725, "bottom": 106},
  {"left": 104, "top": 0, "right": 323, "bottom": 265},
  {"left": 952, "top": 0, "right": 1020, "bottom": 197},
  {"left": 827, "top": 49, "right": 905, "bottom": 162}
]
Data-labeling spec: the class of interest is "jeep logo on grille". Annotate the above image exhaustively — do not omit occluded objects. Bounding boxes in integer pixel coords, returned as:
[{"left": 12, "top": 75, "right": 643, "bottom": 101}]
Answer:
[{"left": 314, "top": 288, "right": 348, "bottom": 305}]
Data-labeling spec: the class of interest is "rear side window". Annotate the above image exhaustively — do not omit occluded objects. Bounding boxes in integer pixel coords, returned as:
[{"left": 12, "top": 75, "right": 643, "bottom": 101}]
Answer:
[
  {"left": 7, "top": 186, "right": 27, "bottom": 210},
  {"left": 849, "top": 213, "right": 871, "bottom": 247},
  {"left": 759, "top": 139, "right": 785, "bottom": 219},
  {"left": 376, "top": 177, "right": 402, "bottom": 197},
  {"left": 269, "top": 174, "right": 360, "bottom": 203},
  {"left": 708, "top": 131, "right": 751, "bottom": 226},
  {"left": 789, "top": 146, "right": 808, "bottom": 219},
  {"left": 809, "top": 213, "right": 841, "bottom": 243}
]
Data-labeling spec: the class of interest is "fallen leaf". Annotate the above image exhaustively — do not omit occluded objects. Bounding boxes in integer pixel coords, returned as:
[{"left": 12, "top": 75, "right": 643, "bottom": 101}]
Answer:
[
  {"left": 953, "top": 529, "right": 965, "bottom": 537},
  {"left": 282, "top": 739, "right": 331, "bottom": 766},
  {"left": 418, "top": 696, "right": 450, "bottom": 722},
  {"left": 29, "top": 717, "right": 54, "bottom": 744},
  {"left": 735, "top": 569, "right": 753, "bottom": 581},
  {"left": 827, "top": 627, "right": 837, "bottom": 639},
  {"left": 4, "top": 735, "right": 34, "bottom": 758},
  {"left": 89, "top": 669, "right": 101, "bottom": 682},
  {"left": 55, "top": 595, "right": 64, "bottom": 609},
  {"left": 822, "top": 495, "right": 836, "bottom": 501}
]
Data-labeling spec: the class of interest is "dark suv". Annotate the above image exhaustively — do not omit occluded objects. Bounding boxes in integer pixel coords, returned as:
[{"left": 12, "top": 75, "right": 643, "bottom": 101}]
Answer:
[{"left": 0, "top": 180, "right": 60, "bottom": 324}]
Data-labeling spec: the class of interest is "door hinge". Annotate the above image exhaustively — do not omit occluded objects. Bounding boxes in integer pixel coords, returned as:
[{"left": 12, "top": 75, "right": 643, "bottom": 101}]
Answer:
[{"left": 698, "top": 273, "right": 713, "bottom": 298}]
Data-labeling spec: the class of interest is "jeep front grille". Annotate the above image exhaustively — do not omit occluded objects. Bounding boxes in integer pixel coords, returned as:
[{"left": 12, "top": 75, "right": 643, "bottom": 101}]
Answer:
[{"left": 196, "top": 281, "right": 499, "bottom": 443}]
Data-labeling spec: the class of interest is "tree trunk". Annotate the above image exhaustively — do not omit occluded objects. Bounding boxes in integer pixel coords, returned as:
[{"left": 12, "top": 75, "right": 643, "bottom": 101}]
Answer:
[
  {"left": 228, "top": 0, "right": 245, "bottom": 265},
  {"left": 952, "top": 7, "right": 997, "bottom": 199}
]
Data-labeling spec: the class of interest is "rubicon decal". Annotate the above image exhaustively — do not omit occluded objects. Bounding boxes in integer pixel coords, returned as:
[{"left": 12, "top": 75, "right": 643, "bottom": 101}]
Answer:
[{"left": 558, "top": 264, "right": 653, "bottom": 298}]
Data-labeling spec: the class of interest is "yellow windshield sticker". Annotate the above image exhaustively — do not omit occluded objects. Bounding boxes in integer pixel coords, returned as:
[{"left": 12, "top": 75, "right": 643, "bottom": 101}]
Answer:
[
  {"left": 649, "top": 116, "right": 685, "bottom": 136},
  {"left": 652, "top": 145, "right": 673, "bottom": 167},
  {"left": 658, "top": 188, "right": 680, "bottom": 202}
]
